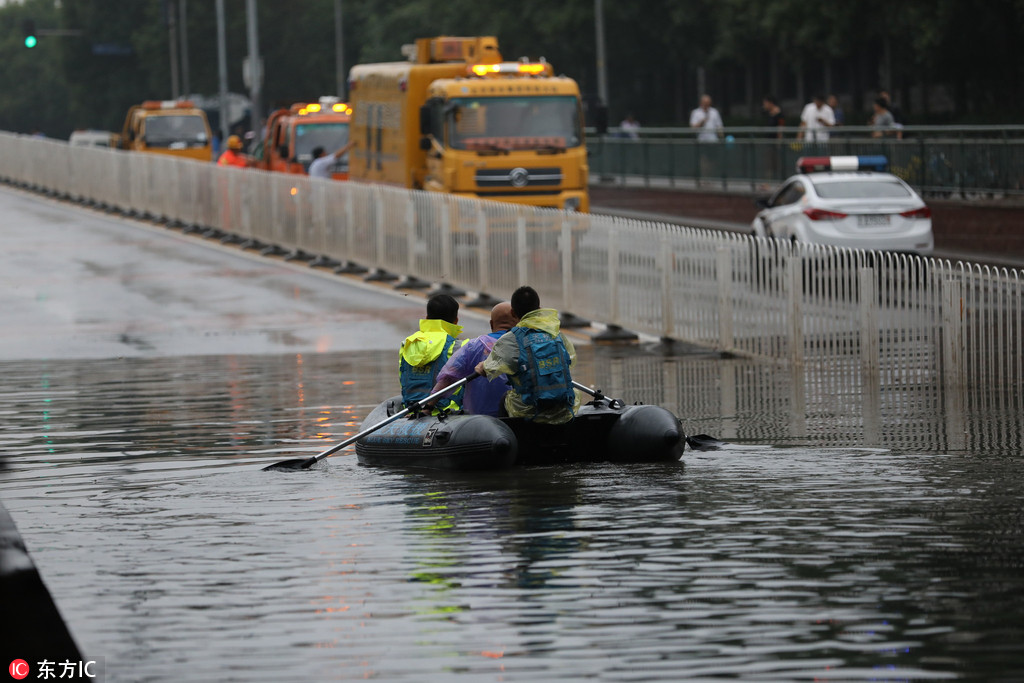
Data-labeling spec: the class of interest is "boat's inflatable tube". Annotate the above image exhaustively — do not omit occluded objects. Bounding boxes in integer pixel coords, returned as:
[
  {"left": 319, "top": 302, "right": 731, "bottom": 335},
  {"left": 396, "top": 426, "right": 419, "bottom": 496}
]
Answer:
[
  {"left": 356, "top": 398, "right": 517, "bottom": 471},
  {"left": 356, "top": 395, "right": 684, "bottom": 470},
  {"left": 607, "top": 403, "right": 684, "bottom": 462},
  {"left": 509, "top": 400, "right": 684, "bottom": 465}
]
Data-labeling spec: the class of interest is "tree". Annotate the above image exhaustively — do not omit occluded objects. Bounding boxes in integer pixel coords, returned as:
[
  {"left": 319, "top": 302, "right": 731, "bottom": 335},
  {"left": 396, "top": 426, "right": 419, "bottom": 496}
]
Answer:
[
  {"left": 4, "top": 0, "right": 1023, "bottom": 137},
  {"left": 0, "top": 0, "right": 71, "bottom": 137}
]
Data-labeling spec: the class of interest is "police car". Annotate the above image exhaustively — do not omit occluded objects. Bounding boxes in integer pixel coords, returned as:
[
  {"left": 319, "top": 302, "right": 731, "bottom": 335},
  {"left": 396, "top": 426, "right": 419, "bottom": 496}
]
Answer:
[{"left": 751, "top": 156, "right": 934, "bottom": 255}]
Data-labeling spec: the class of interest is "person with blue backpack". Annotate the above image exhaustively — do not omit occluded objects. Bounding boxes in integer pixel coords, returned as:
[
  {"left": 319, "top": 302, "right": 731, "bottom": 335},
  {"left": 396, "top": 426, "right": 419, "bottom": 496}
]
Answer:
[
  {"left": 400, "top": 294, "right": 463, "bottom": 413},
  {"left": 474, "top": 286, "right": 580, "bottom": 424}
]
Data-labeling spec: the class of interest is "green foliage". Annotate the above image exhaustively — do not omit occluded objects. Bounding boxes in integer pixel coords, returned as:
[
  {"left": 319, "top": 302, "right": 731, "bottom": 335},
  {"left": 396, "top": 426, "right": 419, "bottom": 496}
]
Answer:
[
  {"left": 1, "top": 0, "right": 1022, "bottom": 138},
  {"left": 0, "top": 0, "right": 70, "bottom": 137}
]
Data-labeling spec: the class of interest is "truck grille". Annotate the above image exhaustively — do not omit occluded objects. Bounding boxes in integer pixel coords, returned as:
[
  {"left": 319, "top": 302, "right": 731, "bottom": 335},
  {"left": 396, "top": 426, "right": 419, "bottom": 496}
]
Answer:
[{"left": 475, "top": 167, "right": 562, "bottom": 188}]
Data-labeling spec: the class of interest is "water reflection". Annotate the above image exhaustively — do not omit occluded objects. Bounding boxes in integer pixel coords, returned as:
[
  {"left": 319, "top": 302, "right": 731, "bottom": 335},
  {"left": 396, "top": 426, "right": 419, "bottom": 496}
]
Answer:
[
  {"left": 581, "top": 344, "right": 1023, "bottom": 454},
  {"left": 1, "top": 349, "right": 1023, "bottom": 681}
]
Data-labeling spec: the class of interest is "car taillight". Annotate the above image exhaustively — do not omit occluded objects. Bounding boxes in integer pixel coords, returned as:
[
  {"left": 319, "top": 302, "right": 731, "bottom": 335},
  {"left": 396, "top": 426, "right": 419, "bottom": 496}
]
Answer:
[
  {"left": 803, "top": 207, "right": 848, "bottom": 221},
  {"left": 899, "top": 206, "right": 932, "bottom": 219}
]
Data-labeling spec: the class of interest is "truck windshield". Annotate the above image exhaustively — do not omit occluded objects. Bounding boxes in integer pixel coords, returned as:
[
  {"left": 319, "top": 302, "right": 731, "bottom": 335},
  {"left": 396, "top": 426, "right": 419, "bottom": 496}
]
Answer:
[
  {"left": 446, "top": 96, "right": 581, "bottom": 151},
  {"left": 294, "top": 123, "right": 350, "bottom": 166},
  {"left": 143, "top": 115, "right": 208, "bottom": 147}
]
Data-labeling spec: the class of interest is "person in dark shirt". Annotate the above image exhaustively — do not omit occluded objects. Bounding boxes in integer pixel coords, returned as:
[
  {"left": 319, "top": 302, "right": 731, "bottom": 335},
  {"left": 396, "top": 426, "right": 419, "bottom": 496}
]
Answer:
[
  {"left": 827, "top": 95, "right": 845, "bottom": 126},
  {"left": 879, "top": 90, "right": 903, "bottom": 125},
  {"left": 762, "top": 95, "right": 785, "bottom": 139},
  {"left": 761, "top": 95, "right": 785, "bottom": 186}
]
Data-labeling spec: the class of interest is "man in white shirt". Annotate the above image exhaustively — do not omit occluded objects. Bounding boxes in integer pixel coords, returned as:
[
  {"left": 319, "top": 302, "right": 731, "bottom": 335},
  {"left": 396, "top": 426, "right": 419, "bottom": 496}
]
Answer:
[
  {"left": 308, "top": 139, "right": 355, "bottom": 179},
  {"left": 689, "top": 94, "right": 723, "bottom": 142},
  {"left": 798, "top": 94, "right": 835, "bottom": 143},
  {"left": 620, "top": 113, "right": 641, "bottom": 139}
]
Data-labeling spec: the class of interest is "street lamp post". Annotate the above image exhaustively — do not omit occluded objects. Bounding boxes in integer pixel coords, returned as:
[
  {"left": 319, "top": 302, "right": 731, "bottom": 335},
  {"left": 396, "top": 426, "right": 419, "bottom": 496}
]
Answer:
[
  {"left": 216, "top": 0, "right": 229, "bottom": 144},
  {"left": 168, "top": 0, "right": 180, "bottom": 100},
  {"left": 594, "top": 0, "right": 609, "bottom": 108},
  {"left": 335, "top": 0, "right": 345, "bottom": 98},
  {"left": 180, "top": 0, "right": 190, "bottom": 96},
  {"left": 246, "top": 0, "right": 262, "bottom": 132}
]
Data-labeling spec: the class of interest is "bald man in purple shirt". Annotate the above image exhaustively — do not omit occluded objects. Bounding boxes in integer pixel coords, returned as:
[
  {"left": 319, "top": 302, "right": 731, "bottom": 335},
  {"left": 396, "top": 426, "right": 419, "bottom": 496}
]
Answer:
[{"left": 431, "top": 302, "right": 518, "bottom": 416}]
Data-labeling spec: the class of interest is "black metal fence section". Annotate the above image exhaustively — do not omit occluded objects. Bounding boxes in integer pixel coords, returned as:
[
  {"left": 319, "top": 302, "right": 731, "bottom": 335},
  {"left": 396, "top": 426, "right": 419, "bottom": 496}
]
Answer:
[{"left": 587, "top": 125, "right": 1024, "bottom": 199}]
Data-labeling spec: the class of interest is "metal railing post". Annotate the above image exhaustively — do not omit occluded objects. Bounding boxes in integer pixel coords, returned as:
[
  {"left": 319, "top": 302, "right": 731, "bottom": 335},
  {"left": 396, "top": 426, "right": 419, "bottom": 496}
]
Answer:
[
  {"left": 440, "top": 201, "right": 452, "bottom": 287},
  {"left": 859, "top": 267, "right": 879, "bottom": 377},
  {"left": 941, "top": 276, "right": 967, "bottom": 450},
  {"left": 345, "top": 183, "right": 356, "bottom": 258},
  {"left": 516, "top": 208, "right": 528, "bottom": 286},
  {"left": 406, "top": 193, "right": 417, "bottom": 275},
  {"left": 608, "top": 227, "right": 620, "bottom": 324},
  {"left": 561, "top": 212, "right": 574, "bottom": 315},
  {"left": 660, "top": 230, "right": 675, "bottom": 340},
  {"left": 717, "top": 247, "right": 734, "bottom": 351},
  {"left": 374, "top": 189, "right": 386, "bottom": 265},
  {"left": 942, "top": 278, "right": 966, "bottom": 389},
  {"left": 787, "top": 255, "right": 804, "bottom": 365},
  {"left": 477, "top": 204, "right": 489, "bottom": 295}
]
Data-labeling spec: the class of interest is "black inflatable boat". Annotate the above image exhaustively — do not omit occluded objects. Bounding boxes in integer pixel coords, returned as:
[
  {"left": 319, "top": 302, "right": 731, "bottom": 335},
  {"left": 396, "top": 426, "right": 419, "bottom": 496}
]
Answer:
[{"left": 355, "top": 393, "right": 685, "bottom": 470}]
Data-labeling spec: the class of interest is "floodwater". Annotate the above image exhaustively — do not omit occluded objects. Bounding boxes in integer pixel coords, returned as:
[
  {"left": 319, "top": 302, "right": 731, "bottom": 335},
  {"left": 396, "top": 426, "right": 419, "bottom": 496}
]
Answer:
[
  {"left": 2, "top": 188, "right": 1024, "bottom": 681},
  {"left": 2, "top": 350, "right": 1024, "bottom": 682}
]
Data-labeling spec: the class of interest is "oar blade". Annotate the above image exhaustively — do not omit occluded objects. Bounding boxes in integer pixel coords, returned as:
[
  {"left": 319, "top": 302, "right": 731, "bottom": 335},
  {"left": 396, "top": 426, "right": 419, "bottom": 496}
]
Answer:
[
  {"left": 685, "top": 434, "right": 727, "bottom": 451},
  {"left": 262, "top": 457, "right": 318, "bottom": 472},
  {"left": 260, "top": 374, "right": 476, "bottom": 472}
]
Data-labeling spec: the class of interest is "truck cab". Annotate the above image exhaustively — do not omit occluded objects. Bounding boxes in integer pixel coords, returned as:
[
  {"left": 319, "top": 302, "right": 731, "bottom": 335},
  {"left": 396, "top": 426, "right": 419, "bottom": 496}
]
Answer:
[
  {"left": 254, "top": 97, "right": 352, "bottom": 179},
  {"left": 116, "top": 100, "right": 212, "bottom": 162},
  {"left": 419, "top": 66, "right": 588, "bottom": 211}
]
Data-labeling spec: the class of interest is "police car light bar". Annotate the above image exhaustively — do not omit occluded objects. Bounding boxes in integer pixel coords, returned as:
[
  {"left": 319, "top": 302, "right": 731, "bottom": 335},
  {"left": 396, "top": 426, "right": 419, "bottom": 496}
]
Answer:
[{"left": 797, "top": 155, "right": 888, "bottom": 173}]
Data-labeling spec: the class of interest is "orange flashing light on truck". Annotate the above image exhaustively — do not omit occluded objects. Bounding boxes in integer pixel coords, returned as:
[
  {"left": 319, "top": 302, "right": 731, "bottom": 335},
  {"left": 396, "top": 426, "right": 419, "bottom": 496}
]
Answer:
[
  {"left": 115, "top": 100, "right": 213, "bottom": 162},
  {"left": 254, "top": 96, "right": 352, "bottom": 180},
  {"left": 347, "top": 36, "right": 589, "bottom": 211}
]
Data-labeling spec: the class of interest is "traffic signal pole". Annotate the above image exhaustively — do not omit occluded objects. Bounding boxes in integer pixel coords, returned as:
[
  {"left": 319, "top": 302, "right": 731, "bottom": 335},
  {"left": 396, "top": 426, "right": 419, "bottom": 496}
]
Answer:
[
  {"left": 167, "top": 0, "right": 181, "bottom": 99},
  {"left": 215, "top": 0, "right": 230, "bottom": 144},
  {"left": 23, "top": 19, "right": 37, "bottom": 47},
  {"left": 246, "top": 0, "right": 262, "bottom": 134},
  {"left": 21, "top": 21, "right": 82, "bottom": 48}
]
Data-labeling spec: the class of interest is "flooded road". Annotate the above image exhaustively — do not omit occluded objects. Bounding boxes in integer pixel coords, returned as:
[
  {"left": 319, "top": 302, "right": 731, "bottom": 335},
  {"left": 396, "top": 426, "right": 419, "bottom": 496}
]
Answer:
[
  {"left": 2, "top": 188, "right": 1023, "bottom": 681},
  {"left": 0, "top": 187, "right": 488, "bottom": 360}
]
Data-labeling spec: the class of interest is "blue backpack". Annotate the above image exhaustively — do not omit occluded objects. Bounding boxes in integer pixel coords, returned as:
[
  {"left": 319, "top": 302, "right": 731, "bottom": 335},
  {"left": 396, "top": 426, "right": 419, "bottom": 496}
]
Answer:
[{"left": 510, "top": 327, "right": 575, "bottom": 415}]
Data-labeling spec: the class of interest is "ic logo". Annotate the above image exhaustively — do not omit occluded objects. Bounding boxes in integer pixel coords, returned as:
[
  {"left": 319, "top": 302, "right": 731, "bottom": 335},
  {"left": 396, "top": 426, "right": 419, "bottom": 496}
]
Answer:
[
  {"left": 9, "top": 660, "right": 30, "bottom": 680},
  {"left": 508, "top": 167, "right": 529, "bottom": 187}
]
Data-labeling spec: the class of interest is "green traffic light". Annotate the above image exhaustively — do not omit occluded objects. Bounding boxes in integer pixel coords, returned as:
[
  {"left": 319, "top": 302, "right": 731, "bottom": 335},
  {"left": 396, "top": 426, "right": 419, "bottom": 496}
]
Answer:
[{"left": 25, "top": 35, "right": 37, "bottom": 48}]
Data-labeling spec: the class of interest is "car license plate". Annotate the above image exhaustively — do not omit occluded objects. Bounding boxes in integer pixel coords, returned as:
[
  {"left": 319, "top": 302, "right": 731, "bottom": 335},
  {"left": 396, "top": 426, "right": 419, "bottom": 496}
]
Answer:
[{"left": 857, "top": 214, "right": 890, "bottom": 227}]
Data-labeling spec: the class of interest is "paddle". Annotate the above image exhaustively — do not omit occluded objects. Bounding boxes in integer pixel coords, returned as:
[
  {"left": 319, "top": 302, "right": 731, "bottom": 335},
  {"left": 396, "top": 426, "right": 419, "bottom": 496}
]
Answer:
[
  {"left": 571, "top": 380, "right": 625, "bottom": 408},
  {"left": 570, "top": 380, "right": 726, "bottom": 451},
  {"left": 262, "top": 375, "right": 475, "bottom": 471}
]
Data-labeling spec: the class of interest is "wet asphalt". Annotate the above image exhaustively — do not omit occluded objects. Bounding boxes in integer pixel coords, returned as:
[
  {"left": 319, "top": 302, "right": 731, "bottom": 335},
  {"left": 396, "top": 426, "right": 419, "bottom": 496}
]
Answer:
[{"left": 0, "top": 186, "right": 491, "bottom": 362}]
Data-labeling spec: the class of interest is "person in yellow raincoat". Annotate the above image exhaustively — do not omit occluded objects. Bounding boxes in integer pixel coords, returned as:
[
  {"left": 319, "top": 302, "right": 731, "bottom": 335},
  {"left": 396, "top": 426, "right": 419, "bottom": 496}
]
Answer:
[
  {"left": 474, "top": 286, "right": 581, "bottom": 424},
  {"left": 399, "top": 294, "right": 463, "bottom": 412}
]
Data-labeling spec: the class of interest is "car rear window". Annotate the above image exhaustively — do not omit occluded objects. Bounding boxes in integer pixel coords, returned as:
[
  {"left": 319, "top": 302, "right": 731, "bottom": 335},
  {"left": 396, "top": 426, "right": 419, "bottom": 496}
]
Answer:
[{"left": 812, "top": 179, "right": 912, "bottom": 199}]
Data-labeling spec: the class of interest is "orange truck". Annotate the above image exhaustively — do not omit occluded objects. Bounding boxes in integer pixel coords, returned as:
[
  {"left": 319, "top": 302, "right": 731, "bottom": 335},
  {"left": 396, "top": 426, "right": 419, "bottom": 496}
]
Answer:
[
  {"left": 254, "top": 96, "right": 352, "bottom": 179},
  {"left": 114, "top": 100, "right": 213, "bottom": 162}
]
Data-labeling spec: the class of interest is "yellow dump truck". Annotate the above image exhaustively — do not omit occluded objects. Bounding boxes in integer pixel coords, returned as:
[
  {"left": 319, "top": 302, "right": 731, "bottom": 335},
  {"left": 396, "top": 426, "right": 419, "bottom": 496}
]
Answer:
[
  {"left": 348, "top": 36, "right": 589, "bottom": 211},
  {"left": 115, "top": 100, "right": 213, "bottom": 162}
]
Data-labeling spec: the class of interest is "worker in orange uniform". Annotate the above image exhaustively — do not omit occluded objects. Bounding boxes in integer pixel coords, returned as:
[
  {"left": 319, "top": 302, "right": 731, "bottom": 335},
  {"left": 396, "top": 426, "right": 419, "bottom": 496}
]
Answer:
[
  {"left": 217, "top": 135, "right": 251, "bottom": 167},
  {"left": 215, "top": 134, "right": 251, "bottom": 232}
]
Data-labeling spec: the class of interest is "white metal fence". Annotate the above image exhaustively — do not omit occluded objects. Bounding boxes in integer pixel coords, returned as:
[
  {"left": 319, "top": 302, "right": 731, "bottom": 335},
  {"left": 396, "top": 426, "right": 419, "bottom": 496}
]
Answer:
[{"left": 3, "top": 133, "right": 1022, "bottom": 406}]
